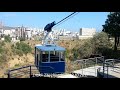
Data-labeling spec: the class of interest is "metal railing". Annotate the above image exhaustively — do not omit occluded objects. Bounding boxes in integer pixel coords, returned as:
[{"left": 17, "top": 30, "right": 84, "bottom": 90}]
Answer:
[
  {"left": 7, "top": 65, "right": 55, "bottom": 78},
  {"left": 97, "top": 59, "right": 120, "bottom": 78}
]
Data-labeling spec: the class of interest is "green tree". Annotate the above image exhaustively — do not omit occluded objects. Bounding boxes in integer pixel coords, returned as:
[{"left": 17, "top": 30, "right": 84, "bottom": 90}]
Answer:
[
  {"left": 78, "top": 32, "right": 112, "bottom": 59},
  {"left": 4, "top": 35, "right": 12, "bottom": 42},
  {"left": 78, "top": 39, "right": 93, "bottom": 59},
  {"left": 102, "top": 12, "right": 120, "bottom": 51},
  {"left": 92, "top": 32, "right": 112, "bottom": 54},
  {"left": 15, "top": 42, "right": 32, "bottom": 55},
  {"left": 0, "top": 41, "right": 5, "bottom": 54},
  {"left": 19, "top": 37, "right": 25, "bottom": 41}
]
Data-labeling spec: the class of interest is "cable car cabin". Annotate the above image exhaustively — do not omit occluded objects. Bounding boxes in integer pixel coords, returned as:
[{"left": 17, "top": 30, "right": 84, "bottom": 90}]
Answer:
[{"left": 35, "top": 44, "right": 65, "bottom": 74}]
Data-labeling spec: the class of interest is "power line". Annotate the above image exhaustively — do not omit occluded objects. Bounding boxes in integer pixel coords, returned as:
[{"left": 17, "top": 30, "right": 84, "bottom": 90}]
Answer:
[
  {"left": 42, "top": 12, "right": 79, "bottom": 44},
  {"left": 56, "top": 12, "right": 77, "bottom": 25},
  {"left": 53, "top": 12, "right": 79, "bottom": 28}
]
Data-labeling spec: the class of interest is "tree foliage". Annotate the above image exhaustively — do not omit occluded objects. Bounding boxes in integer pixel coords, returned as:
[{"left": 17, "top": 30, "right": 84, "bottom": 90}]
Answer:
[
  {"left": 12, "top": 42, "right": 32, "bottom": 55},
  {"left": 19, "top": 37, "right": 25, "bottom": 41},
  {"left": 4, "top": 35, "right": 12, "bottom": 42},
  {"left": 0, "top": 42, "right": 7, "bottom": 65},
  {"left": 76, "top": 32, "right": 112, "bottom": 59},
  {"left": 92, "top": 32, "right": 112, "bottom": 54},
  {"left": 102, "top": 12, "right": 120, "bottom": 51}
]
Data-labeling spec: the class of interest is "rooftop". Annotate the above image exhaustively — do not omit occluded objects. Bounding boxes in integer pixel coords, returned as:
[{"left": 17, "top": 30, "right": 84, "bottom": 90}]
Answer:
[
  {"left": 35, "top": 44, "right": 65, "bottom": 51},
  {"left": 2, "top": 26, "right": 16, "bottom": 30}
]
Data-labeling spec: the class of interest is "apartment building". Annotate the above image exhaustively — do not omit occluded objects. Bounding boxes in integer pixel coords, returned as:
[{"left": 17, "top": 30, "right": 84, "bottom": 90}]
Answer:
[{"left": 79, "top": 28, "right": 96, "bottom": 39}]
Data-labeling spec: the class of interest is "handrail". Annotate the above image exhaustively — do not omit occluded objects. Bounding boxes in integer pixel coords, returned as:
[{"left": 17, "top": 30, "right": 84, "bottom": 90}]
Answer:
[
  {"left": 7, "top": 65, "right": 55, "bottom": 78},
  {"left": 8, "top": 65, "right": 30, "bottom": 72}
]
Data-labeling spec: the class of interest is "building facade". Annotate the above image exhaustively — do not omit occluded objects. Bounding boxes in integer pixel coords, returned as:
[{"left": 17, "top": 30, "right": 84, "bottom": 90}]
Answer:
[{"left": 79, "top": 28, "right": 96, "bottom": 39}]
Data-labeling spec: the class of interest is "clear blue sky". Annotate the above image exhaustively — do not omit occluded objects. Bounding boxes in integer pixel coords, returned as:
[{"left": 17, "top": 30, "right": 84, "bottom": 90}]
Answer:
[{"left": 0, "top": 12, "right": 109, "bottom": 32}]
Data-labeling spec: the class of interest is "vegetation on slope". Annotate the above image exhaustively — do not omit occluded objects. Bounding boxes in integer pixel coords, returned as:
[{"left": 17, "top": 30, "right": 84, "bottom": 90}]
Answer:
[
  {"left": 1, "top": 31, "right": 120, "bottom": 77},
  {"left": 11, "top": 42, "right": 32, "bottom": 56}
]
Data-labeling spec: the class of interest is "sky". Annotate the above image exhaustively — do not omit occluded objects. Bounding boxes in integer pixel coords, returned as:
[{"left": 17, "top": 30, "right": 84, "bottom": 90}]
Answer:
[{"left": 0, "top": 12, "right": 109, "bottom": 32}]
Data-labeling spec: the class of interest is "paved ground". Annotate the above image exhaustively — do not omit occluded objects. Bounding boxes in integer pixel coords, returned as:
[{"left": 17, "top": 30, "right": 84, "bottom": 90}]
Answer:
[
  {"left": 99, "top": 67, "right": 120, "bottom": 78},
  {"left": 72, "top": 66, "right": 102, "bottom": 77},
  {"left": 57, "top": 74, "right": 78, "bottom": 78},
  {"left": 56, "top": 66, "right": 102, "bottom": 78}
]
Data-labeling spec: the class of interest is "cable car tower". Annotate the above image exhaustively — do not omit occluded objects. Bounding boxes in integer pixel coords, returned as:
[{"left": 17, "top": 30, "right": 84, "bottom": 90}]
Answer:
[{"left": 35, "top": 12, "right": 78, "bottom": 74}]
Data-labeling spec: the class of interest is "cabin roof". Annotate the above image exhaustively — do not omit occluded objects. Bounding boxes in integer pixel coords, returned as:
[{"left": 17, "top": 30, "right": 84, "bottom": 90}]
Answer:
[{"left": 35, "top": 44, "right": 65, "bottom": 51}]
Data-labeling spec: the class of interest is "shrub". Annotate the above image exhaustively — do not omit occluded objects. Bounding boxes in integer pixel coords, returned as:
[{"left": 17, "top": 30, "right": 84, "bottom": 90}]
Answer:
[
  {"left": 76, "top": 32, "right": 113, "bottom": 59},
  {"left": 15, "top": 64, "right": 20, "bottom": 67},
  {"left": 65, "top": 49, "right": 70, "bottom": 59},
  {"left": 15, "top": 49, "right": 23, "bottom": 56},
  {"left": 78, "top": 39, "right": 93, "bottom": 59},
  {"left": 92, "top": 32, "right": 112, "bottom": 54},
  {"left": 0, "top": 53, "right": 7, "bottom": 64},
  {"left": 4, "top": 35, "right": 12, "bottom": 42},
  {"left": 12, "top": 42, "right": 32, "bottom": 56},
  {"left": 19, "top": 37, "right": 25, "bottom": 41},
  {"left": 0, "top": 41, "right": 5, "bottom": 46},
  {"left": 72, "top": 48, "right": 79, "bottom": 60},
  {"left": 0, "top": 46, "right": 4, "bottom": 54}
]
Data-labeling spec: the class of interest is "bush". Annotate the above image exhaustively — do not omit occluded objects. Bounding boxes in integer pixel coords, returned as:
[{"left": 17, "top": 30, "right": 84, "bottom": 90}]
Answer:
[
  {"left": 92, "top": 32, "right": 112, "bottom": 54},
  {"left": 15, "top": 64, "right": 20, "bottom": 67},
  {"left": 0, "top": 41, "right": 5, "bottom": 53},
  {"left": 4, "top": 35, "right": 12, "bottom": 42},
  {"left": 78, "top": 39, "right": 93, "bottom": 59},
  {"left": 15, "top": 49, "right": 23, "bottom": 56},
  {"left": 12, "top": 42, "right": 32, "bottom": 55},
  {"left": 72, "top": 48, "right": 79, "bottom": 60},
  {"left": 0, "top": 53, "right": 7, "bottom": 64},
  {"left": 76, "top": 32, "right": 113, "bottom": 59},
  {"left": 65, "top": 49, "right": 70, "bottom": 59},
  {"left": 0, "top": 46, "right": 4, "bottom": 54},
  {"left": 19, "top": 37, "right": 25, "bottom": 41},
  {"left": 0, "top": 41, "right": 5, "bottom": 46}
]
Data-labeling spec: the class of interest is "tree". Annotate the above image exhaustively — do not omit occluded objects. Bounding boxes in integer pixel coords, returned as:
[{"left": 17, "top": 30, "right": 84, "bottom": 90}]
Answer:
[
  {"left": 4, "top": 35, "right": 12, "bottom": 42},
  {"left": 15, "top": 42, "right": 32, "bottom": 54},
  {"left": 92, "top": 32, "right": 112, "bottom": 54},
  {"left": 78, "top": 32, "right": 112, "bottom": 59},
  {"left": 102, "top": 12, "right": 120, "bottom": 51},
  {"left": 19, "top": 37, "right": 25, "bottom": 41}
]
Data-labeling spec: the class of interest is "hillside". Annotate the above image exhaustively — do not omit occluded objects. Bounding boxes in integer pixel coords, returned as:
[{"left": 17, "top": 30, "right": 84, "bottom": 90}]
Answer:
[
  {"left": 0, "top": 40, "right": 41, "bottom": 78},
  {"left": 0, "top": 32, "right": 117, "bottom": 78},
  {"left": 0, "top": 39, "right": 85, "bottom": 78}
]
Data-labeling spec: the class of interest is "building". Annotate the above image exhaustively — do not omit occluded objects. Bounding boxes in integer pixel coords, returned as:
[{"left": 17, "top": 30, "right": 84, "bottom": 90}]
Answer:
[
  {"left": 0, "top": 25, "right": 16, "bottom": 41},
  {"left": 63, "top": 31, "right": 71, "bottom": 36},
  {"left": 15, "top": 26, "right": 26, "bottom": 40},
  {"left": 25, "top": 28, "right": 32, "bottom": 40},
  {"left": 0, "top": 22, "right": 4, "bottom": 38},
  {"left": 3, "top": 26, "right": 16, "bottom": 36},
  {"left": 79, "top": 28, "right": 96, "bottom": 39}
]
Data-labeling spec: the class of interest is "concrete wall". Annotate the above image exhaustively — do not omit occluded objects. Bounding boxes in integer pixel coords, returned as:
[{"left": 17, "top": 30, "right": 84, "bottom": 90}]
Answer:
[
  {"left": 80, "top": 28, "right": 96, "bottom": 36},
  {"left": 79, "top": 35, "right": 93, "bottom": 39},
  {"left": 79, "top": 28, "right": 96, "bottom": 39}
]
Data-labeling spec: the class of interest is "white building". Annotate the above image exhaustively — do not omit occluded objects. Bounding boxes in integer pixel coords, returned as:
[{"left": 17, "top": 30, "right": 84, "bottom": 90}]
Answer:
[
  {"left": 2, "top": 26, "right": 16, "bottom": 37},
  {"left": 63, "top": 31, "right": 71, "bottom": 36},
  {"left": 25, "top": 28, "right": 32, "bottom": 40},
  {"left": 15, "top": 26, "right": 26, "bottom": 40},
  {"left": 79, "top": 28, "right": 96, "bottom": 39},
  {"left": 0, "top": 22, "right": 4, "bottom": 37}
]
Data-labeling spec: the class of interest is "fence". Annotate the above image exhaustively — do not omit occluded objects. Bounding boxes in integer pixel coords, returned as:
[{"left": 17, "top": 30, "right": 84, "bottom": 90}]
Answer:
[{"left": 7, "top": 65, "right": 54, "bottom": 78}]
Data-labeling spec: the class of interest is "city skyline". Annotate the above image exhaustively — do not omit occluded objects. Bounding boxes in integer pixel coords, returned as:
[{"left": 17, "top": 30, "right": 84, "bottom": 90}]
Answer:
[{"left": 0, "top": 12, "right": 109, "bottom": 32}]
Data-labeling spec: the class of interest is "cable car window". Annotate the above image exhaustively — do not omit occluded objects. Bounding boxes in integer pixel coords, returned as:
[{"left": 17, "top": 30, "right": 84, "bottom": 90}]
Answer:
[
  {"left": 42, "top": 51, "right": 49, "bottom": 62},
  {"left": 60, "top": 51, "right": 64, "bottom": 61},
  {"left": 50, "top": 51, "right": 59, "bottom": 62}
]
